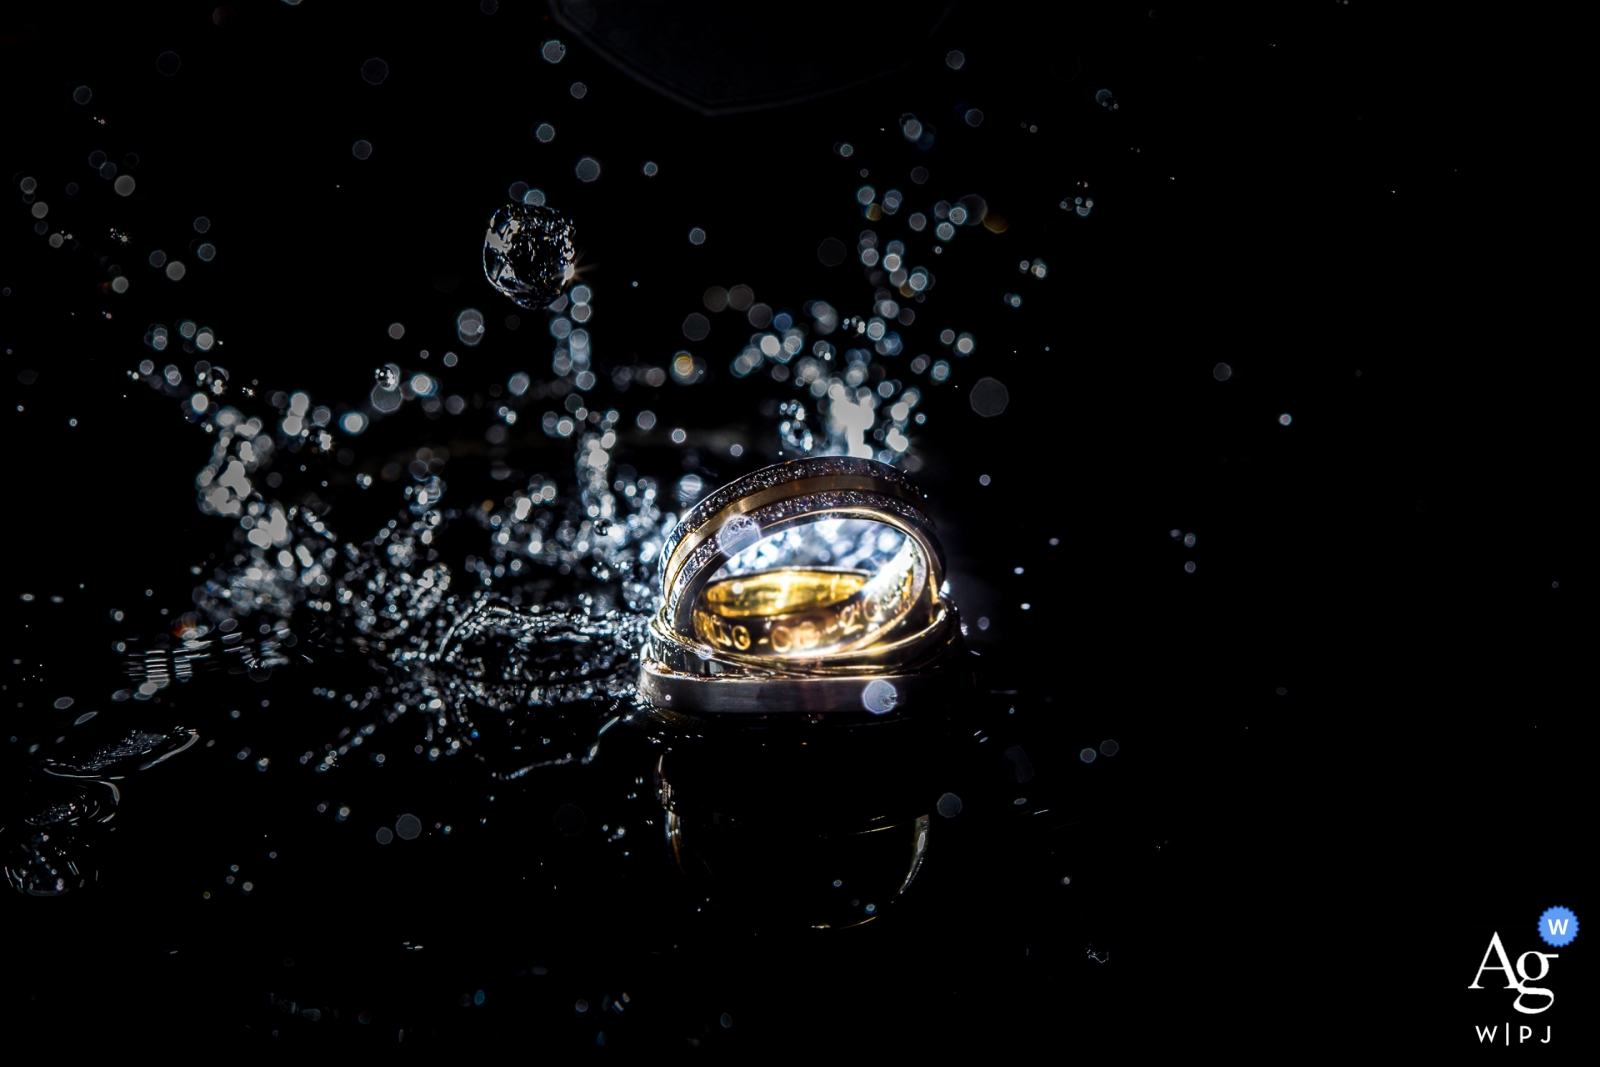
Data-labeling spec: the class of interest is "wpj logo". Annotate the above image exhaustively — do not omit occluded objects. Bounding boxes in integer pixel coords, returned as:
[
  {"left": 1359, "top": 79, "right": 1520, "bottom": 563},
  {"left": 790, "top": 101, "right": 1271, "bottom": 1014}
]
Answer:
[{"left": 1468, "top": 905, "right": 1578, "bottom": 1046}]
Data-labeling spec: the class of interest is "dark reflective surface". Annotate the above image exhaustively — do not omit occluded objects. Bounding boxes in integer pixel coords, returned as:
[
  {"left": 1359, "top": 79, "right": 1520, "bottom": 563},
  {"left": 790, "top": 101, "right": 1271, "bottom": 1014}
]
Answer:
[
  {"left": 2, "top": 0, "right": 1581, "bottom": 1056},
  {"left": 647, "top": 709, "right": 960, "bottom": 929}
]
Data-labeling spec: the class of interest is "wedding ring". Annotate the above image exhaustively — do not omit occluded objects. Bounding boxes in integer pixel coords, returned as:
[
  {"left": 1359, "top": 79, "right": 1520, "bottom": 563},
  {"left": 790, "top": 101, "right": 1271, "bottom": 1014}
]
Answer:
[
  {"left": 660, "top": 457, "right": 929, "bottom": 605},
  {"left": 651, "top": 595, "right": 958, "bottom": 679},
  {"left": 658, "top": 457, "right": 944, "bottom": 651},
  {"left": 692, "top": 533, "right": 927, "bottom": 659},
  {"left": 639, "top": 457, "right": 970, "bottom": 715}
]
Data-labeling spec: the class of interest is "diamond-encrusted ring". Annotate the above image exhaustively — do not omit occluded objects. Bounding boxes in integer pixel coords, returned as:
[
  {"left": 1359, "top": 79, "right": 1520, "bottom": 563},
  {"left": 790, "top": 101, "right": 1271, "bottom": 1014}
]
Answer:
[
  {"left": 659, "top": 459, "right": 945, "bottom": 652},
  {"left": 640, "top": 458, "right": 968, "bottom": 714},
  {"left": 659, "top": 457, "right": 933, "bottom": 604}
]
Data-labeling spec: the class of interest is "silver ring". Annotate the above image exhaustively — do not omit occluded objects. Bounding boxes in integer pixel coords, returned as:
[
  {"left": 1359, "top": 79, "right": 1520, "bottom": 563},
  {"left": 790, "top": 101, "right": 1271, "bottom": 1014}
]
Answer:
[{"left": 660, "top": 457, "right": 933, "bottom": 607}]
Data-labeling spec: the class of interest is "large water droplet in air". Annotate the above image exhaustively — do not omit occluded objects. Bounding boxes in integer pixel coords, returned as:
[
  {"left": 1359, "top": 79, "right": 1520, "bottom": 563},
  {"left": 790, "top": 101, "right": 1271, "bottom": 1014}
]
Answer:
[{"left": 483, "top": 202, "right": 576, "bottom": 310}]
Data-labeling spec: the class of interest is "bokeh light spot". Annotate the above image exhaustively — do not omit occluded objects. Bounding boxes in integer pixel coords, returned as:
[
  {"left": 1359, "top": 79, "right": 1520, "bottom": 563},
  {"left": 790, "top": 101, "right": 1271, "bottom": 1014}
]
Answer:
[{"left": 969, "top": 377, "right": 1009, "bottom": 417}]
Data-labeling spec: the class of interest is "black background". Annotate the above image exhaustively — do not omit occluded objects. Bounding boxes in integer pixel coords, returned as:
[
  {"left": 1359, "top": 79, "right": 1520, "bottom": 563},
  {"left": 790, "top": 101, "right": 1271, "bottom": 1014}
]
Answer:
[{"left": 2, "top": 0, "right": 1584, "bottom": 1054}]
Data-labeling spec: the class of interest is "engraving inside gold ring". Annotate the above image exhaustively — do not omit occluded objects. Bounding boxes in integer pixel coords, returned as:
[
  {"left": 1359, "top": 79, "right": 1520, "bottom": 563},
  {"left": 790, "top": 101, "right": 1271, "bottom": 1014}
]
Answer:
[{"left": 692, "top": 535, "right": 924, "bottom": 658}]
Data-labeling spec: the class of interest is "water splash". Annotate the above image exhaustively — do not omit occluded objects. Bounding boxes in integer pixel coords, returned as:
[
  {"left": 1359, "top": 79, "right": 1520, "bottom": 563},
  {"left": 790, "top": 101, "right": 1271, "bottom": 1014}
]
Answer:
[{"left": 18, "top": 155, "right": 994, "bottom": 892}]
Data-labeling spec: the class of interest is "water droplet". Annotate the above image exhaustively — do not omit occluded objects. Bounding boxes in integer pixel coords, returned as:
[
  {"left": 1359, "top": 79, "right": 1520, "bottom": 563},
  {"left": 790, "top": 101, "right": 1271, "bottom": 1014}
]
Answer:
[
  {"left": 861, "top": 679, "right": 898, "bottom": 715},
  {"left": 483, "top": 202, "right": 576, "bottom": 309},
  {"left": 716, "top": 515, "right": 761, "bottom": 557}
]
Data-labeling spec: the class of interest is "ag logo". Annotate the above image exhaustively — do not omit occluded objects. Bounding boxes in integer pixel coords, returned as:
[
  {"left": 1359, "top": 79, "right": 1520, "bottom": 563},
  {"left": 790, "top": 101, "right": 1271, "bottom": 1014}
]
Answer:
[{"left": 1467, "top": 906, "right": 1578, "bottom": 1015}]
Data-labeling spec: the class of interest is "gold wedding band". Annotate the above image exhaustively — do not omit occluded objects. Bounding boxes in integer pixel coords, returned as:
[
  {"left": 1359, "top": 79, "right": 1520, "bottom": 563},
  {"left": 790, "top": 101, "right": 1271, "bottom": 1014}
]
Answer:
[{"left": 692, "top": 531, "right": 926, "bottom": 659}]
